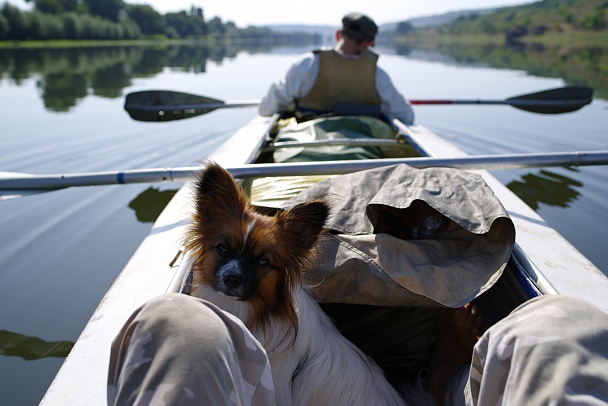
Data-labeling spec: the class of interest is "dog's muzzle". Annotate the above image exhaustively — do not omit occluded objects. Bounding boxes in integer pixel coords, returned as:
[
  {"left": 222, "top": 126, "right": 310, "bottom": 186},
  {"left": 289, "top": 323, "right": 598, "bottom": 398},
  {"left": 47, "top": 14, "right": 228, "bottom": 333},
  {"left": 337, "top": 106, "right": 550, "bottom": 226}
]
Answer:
[{"left": 214, "top": 259, "right": 254, "bottom": 300}]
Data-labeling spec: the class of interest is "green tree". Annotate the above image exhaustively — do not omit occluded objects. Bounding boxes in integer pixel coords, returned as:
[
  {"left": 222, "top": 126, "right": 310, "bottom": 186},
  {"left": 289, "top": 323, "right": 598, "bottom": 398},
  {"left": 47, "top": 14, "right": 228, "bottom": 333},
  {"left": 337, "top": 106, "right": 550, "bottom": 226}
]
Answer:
[
  {"left": 24, "top": 0, "right": 80, "bottom": 14},
  {"left": 207, "top": 16, "right": 225, "bottom": 35},
  {"left": 62, "top": 12, "right": 82, "bottom": 39},
  {"left": 28, "top": 11, "right": 65, "bottom": 39},
  {"left": 82, "top": 0, "right": 125, "bottom": 22},
  {"left": 577, "top": 11, "right": 607, "bottom": 29},
  {"left": 224, "top": 21, "right": 238, "bottom": 37},
  {"left": 26, "top": 0, "right": 63, "bottom": 14},
  {"left": 2, "top": 3, "right": 28, "bottom": 39},
  {"left": 127, "top": 4, "right": 164, "bottom": 36},
  {"left": 164, "top": 11, "right": 189, "bottom": 37},
  {"left": 164, "top": 25, "right": 179, "bottom": 39},
  {"left": 396, "top": 21, "right": 413, "bottom": 35},
  {"left": 62, "top": 0, "right": 79, "bottom": 12},
  {"left": 0, "top": 13, "right": 8, "bottom": 39},
  {"left": 164, "top": 11, "right": 206, "bottom": 38}
]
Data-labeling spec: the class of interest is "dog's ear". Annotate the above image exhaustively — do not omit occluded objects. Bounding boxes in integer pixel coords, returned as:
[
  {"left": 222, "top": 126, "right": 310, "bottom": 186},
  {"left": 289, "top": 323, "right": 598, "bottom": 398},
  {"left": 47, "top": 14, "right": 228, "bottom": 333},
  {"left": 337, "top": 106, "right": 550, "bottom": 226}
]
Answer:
[
  {"left": 193, "top": 163, "right": 248, "bottom": 221},
  {"left": 277, "top": 200, "right": 329, "bottom": 251}
]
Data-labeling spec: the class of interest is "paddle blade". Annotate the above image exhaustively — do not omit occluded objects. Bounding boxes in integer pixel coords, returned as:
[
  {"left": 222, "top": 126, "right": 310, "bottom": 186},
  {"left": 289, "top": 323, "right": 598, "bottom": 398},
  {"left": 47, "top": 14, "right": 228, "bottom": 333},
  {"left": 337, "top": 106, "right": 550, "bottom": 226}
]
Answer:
[
  {"left": 506, "top": 86, "right": 593, "bottom": 114},
  {"left": 124, "top": 90, "right": 224, "bottom": 122}
]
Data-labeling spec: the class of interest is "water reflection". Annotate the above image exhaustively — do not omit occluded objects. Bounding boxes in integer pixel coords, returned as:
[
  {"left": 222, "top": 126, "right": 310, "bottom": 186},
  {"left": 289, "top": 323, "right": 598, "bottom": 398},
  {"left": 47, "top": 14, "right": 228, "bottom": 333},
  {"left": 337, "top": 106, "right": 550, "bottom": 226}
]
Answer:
[
  {"left": 128, "top": 187, "right": 179, "bottom": 223},
  {"left": 4, "top": 41, "right": 606, "bottom": 111},
  {"left": 0, "top": 43, "right": 277, "bottom": 112},
  {"left": 391, "top": 42, "right": 608, "bottom": 100},
  {"left": 506, "top": 169, "right": 582, "bottom": 210},
  {"left": 0, "top": 330, "right": 73, "bottom": 361}
]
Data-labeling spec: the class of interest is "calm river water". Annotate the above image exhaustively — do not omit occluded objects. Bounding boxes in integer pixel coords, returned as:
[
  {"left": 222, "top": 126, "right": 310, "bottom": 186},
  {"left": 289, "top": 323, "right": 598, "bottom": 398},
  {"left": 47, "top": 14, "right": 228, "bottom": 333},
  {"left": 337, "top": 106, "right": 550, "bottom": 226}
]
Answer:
[{"left": 1, "top": 42, "right": 607, "bottom": 405}]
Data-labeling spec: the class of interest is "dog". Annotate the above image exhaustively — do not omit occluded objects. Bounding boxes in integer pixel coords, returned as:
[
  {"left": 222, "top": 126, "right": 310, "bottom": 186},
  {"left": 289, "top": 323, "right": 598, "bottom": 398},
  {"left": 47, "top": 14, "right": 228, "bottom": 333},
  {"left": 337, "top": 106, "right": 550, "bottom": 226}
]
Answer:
[{"left": 185, "top": 163, "right": 408, "bottom": 406}]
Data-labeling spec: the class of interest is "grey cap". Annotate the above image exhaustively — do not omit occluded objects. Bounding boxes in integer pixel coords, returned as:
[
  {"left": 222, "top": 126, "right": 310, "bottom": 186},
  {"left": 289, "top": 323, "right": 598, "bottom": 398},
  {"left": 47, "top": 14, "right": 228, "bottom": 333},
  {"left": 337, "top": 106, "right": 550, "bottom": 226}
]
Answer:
[{"left": 341, "top": 13, "right": 378, "bottom": 41}]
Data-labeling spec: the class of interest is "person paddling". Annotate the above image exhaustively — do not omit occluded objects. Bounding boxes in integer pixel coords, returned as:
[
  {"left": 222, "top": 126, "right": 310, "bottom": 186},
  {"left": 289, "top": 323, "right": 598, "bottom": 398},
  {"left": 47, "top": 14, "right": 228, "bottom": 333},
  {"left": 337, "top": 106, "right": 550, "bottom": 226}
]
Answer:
[{"left": 259, "top": 13, "right": 414, "bottom": 124}]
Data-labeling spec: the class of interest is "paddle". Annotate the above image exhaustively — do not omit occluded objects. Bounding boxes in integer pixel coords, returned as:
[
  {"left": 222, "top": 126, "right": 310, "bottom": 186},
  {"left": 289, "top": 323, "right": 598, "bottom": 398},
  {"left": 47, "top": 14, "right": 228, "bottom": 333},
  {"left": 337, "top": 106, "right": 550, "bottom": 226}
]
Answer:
[
  {"left": 124, "top": 92, "right": 259, "bottom": 122},
  {"left": 2, "top": 150, "right": 607, "bottom": 200},
  {"left": 124, "top": 86, "right": 593, "bottom": 122},
  {"left": 409, "top": 86, "right": 593, "bottom": 114}
]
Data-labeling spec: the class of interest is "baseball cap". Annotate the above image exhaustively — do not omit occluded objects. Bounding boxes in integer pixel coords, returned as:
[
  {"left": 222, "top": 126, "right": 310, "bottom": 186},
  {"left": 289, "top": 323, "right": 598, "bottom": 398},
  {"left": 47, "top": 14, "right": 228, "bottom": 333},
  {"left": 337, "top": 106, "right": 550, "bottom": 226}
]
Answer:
[{"left": 341, "top": 13, "right": 378, "bottom": 41}]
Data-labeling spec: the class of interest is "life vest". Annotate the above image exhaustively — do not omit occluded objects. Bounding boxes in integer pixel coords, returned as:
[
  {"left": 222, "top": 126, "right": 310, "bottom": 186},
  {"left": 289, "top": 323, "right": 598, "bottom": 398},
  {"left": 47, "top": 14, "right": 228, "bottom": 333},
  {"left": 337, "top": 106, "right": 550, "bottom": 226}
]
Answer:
[{"left": 296, "top": 49, "right": 382, "bottom": 118}]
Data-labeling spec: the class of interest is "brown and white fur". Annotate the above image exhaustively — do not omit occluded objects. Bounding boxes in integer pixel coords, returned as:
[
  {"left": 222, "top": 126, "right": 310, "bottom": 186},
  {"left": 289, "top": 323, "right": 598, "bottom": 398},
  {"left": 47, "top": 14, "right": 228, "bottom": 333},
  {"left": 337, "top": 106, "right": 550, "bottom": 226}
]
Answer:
[{"left": 185, "top": 163, "right": 408, "bottom": 406}]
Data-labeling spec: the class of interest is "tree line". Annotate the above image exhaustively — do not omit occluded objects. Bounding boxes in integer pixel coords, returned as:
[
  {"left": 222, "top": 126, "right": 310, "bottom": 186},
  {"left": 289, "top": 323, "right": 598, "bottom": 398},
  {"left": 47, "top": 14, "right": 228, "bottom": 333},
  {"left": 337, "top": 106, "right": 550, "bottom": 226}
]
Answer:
[{"left": 0, "top": 0, "right": 320, "bottom": 42}]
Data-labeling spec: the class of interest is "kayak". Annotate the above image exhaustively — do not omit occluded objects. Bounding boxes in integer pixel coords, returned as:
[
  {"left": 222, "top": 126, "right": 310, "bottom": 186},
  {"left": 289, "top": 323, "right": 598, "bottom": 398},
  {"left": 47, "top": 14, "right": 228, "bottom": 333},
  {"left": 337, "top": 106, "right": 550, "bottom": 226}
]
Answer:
[{"left": 40, "top": 113, "right": 608, "bottom": 405}]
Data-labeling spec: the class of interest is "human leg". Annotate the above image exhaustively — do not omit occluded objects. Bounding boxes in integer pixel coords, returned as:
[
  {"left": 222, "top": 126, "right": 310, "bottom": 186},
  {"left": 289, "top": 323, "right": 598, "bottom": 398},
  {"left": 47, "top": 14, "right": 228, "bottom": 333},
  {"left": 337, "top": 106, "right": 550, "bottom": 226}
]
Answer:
[
  {"left": 107, "top": 293, "right": 274, "bottom": 406},
  {"left": 465, "top": 294, "right": 608, "bottom": 405}
]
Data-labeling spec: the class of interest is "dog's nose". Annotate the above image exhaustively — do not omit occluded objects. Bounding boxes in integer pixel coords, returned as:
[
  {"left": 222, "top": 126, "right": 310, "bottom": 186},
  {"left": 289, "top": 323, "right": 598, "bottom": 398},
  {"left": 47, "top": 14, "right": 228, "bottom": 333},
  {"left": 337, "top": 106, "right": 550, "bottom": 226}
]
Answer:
[{"left": 223, "top": 273, "right": 242, "bottom": 289}]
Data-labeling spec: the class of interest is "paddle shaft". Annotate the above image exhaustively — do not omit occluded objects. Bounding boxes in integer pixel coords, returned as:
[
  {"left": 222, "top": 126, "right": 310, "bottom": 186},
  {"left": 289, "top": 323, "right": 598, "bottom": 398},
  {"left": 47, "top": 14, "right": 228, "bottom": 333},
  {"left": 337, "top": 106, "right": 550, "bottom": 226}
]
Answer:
[
  {"left": 410, "top": 99, "right": 588, "bottom": 106},
  {"left": 2, "top": 150, "right": 607, "bottom": 191},
  {"left": 123, "top": 86, "right": 593, "bottom": 121},
  {"left": 128, "top": 100, "right": 260, "bottom": 112},
  {"left": 127, "top": 98, "right": 586, "bottom": 109}
]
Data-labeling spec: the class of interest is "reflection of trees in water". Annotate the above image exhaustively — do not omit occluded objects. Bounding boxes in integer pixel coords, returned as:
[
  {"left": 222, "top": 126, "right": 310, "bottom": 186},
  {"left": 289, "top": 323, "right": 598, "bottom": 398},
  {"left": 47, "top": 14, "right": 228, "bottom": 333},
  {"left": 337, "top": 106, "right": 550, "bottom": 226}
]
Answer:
[
  {"left": 396, "top": 42, "right": 608, "bottom": 100},
  {"left": 0, "top": 42, "right": 277, "bottom": 112},
  {"left": 507, "top": 169, "right": 582, "bottom": 210},
  {"left": 90, "top": 63, "right": 132, "bottom": 98},
  {"left": 0, "top": 329, "right": 73, "bottom": 361},
  {"left": 394, "top": 44, "right": 412, "bottom": 56},
  {"left": 128, "top": 187, "right": 179, "bottom": 223},
  {"left": 37, "top": 71, "right": 88, "bottom": 111}
]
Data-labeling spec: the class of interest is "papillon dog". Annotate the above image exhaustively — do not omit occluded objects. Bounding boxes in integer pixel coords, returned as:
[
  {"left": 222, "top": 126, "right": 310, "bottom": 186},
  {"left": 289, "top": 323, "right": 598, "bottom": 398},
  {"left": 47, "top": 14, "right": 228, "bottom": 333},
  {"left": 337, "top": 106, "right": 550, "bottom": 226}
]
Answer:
[{"left": 185, "top": 162, "right": 408, "bottom": 405}]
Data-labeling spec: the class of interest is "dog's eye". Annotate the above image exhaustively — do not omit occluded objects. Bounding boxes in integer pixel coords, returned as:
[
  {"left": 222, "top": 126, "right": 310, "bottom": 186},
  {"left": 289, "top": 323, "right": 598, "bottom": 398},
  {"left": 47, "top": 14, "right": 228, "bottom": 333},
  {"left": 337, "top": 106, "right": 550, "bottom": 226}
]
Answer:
[
  {"left": 256, "top": 257, "right": 270, "bottom": 268},
  {"left": 214, "top": 243, "right": 228, "bottom": 256}
]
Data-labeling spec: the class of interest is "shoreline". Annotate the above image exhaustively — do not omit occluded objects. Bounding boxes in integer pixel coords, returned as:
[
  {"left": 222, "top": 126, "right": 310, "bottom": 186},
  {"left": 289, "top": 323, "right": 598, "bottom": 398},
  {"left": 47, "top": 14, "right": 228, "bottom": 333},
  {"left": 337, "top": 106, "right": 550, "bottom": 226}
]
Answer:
[
  {"left": 0, "top": 37, "right": 309, "bottom": 49},
  {"left": 393, "top": 31, "right": 608, "bottom": 48}
]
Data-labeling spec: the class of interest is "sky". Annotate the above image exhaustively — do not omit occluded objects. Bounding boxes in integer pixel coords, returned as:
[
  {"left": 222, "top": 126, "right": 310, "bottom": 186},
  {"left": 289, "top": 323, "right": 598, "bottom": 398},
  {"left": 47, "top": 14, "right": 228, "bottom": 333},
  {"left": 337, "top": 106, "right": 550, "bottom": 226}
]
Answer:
[{"left": 5, "top": 0, "right": 538, "bottom": 27}]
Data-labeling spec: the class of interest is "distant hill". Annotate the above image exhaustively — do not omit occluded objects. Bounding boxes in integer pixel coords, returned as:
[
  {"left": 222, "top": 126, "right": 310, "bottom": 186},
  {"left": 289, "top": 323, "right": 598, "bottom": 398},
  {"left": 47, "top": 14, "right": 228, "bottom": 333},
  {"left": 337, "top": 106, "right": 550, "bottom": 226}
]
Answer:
[
  {"left": 401, "top": 9, "right": 500, "bottom": 29},
  {"left": 263, "top": 8, "right": 501, "bottom": 42},
  {"left": 376, "top": 9, "right": 500, "bottom": 41},
  {"left": 435, "top": 0, "right": 608, "bottom": 37}
]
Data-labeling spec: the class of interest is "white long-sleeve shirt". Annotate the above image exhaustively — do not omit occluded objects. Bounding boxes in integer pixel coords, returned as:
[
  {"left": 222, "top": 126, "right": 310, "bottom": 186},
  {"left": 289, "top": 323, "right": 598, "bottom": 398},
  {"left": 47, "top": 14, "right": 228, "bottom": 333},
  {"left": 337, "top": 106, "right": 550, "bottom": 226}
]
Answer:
[{"left": 259, "top": 50, "right": 415, "bottom": 124}]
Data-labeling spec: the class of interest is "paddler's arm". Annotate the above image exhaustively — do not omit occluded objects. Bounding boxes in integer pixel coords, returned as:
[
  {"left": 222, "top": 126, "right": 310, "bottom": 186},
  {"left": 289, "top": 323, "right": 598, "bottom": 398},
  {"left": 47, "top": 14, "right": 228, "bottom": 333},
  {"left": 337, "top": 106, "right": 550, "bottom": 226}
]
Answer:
[
  {"left": 259, "top": 52, "right": 318, "bottom": 117},
  {"left": 375, "top": 67, "right": 415, "bottom": 125}
]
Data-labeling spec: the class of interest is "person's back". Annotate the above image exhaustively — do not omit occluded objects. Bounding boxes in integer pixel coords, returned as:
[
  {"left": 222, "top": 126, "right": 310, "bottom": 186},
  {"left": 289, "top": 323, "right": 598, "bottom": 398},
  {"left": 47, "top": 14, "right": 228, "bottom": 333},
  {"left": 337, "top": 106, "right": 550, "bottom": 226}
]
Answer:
[
  {"left": 296, "top": 48, "right": 381, "bottom": 117},
  {"left": 259, "top": 13, "right": 415, "bottom": 124}
]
